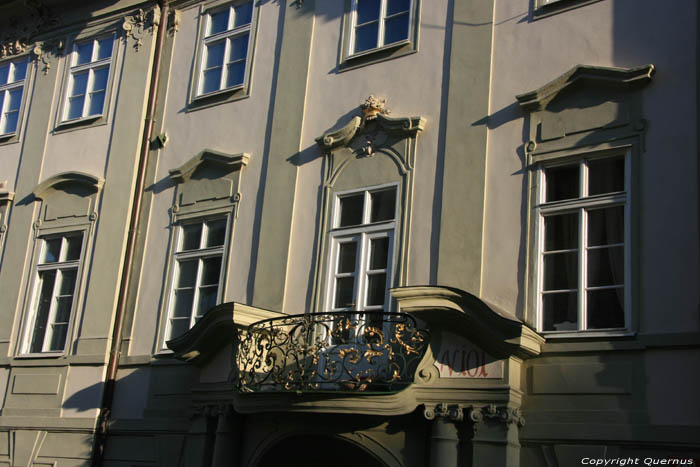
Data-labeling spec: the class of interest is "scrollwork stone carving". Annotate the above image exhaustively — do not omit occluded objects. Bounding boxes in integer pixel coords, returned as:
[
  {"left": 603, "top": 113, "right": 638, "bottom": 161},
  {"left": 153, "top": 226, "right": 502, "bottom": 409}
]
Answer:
[
  {"left": 424, "top": 403, "right": 465, "bottom": 422},
  {"left": 469, "top": 404, "right": 525, "bottom": 428},
  {"left": 0, "top": 0, "right": 61, "bottom": 59},
  {"left": 123, "top": 6, "right": 161, "bottom": 51}
]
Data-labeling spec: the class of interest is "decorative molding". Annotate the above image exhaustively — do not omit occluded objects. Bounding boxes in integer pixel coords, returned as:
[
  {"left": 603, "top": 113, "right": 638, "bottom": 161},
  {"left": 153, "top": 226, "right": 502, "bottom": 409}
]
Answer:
[
  {"left": 32, "top": 171, "right": 105, "bottom": 200},
  {"left": 32, "top": 38, "right": 64, "bottom": 75},
  {"left": 168, "top": 150, "right": 249, "bottom": 184},
  {"left": 0, "top": 0, "right": 61, "bottom": 59},
  {"left": 424, "top": 403, "right": 464, "bottom": 422},
  {"left": 122, "top": 6, "right": 161, "bottom": 52},
  {"left": 516, "top": 64, "right": 655, "bottom": 111},
  {"left": 469, "top": 404, "right": 525, "bottom": 427},
  {"left": 361, "top": 94, "right": 389, "bottom": 120},
  {"left": 168, "top": 9, "right": 181, "bottom": 34},
  {"left": 189, "top": 402, "right": 234, "bottom": 419}
]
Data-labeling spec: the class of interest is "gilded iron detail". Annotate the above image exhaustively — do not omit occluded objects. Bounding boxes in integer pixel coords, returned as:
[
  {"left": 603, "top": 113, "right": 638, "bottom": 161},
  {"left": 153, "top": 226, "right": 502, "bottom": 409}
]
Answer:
[{"left": 235, "top": 312, "right": 429, "bottom": 393}]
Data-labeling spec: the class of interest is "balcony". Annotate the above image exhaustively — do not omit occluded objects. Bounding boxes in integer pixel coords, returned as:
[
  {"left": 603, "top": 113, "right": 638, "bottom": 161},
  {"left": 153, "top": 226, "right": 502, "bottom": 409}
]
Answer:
[{"left": 235, "top": 311, "right": 430, "bottom": 393}]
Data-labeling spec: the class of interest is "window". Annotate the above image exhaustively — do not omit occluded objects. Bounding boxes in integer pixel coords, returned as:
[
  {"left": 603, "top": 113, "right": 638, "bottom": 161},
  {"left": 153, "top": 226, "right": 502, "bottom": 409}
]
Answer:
[
  {"left": 0, "top": 57, "right": 28, "bottom": 137},
  {"left": 196, "top": 1, "right": 253, "bottom": 97},
  {"left": 349, "top": 0, "right": 412, "bottom": 56},
  {"left": 536, "top": 154, "right": 629, "bottom": 333},
  {"left": 166, "top": 218, "right": 228, "bottom": 340},
  {"left": 25, "top": 233, "right": 84, "bottom": 353},
  {"left": 326, "top": 186, "right": 397, "bottom": 314},
  {"left": 62, "top": 34, "right": 115, "bottom": 122}
]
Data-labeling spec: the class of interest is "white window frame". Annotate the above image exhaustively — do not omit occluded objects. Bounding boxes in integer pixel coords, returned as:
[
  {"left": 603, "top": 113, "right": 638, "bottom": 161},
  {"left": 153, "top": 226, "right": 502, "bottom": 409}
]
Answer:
[
  {"left": 22, "top": 232, "right": 86, "bottom": 354},
  {"left": 195, "top": 1, "right": 254, "bottom": 98},
  {"left": 535, "top": 152, "right": 631, "bottom": 335},
  {"left": 325, "top": 184, "right": 398, "bottom": 314},
  {"left": 348, "top": 0, "right": 414, "bottom": 58},
  {"left": 0, "top": 56, "right": 29, "bottom": 138},
  {"left": 163, "top": 217, "right": 230, "bottom": 343},
  {"left": 61, "top": 33, "right": 116, "bottom": 123}
]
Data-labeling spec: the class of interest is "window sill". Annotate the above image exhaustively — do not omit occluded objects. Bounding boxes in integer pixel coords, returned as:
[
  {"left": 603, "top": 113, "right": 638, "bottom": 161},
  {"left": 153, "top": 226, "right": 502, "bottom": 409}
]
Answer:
[
  {"left": 187, "top": 84, "right": 250, "bottom": 112},
  {"left": 13, "top": 351, "right": 66, "bottom": 360},
  {"left": 532, "top": 0, "right": 604, "bottom": 20},
  {"left": 54, "top": 114, "right": 106, "bottom": 133},
  {"left": 543, "top": 330, "right": 635, "bottom": 340},
  {"left": 0, "top": 132, "right": 19, "bottom": 146},
  {"left": 339, "top": 40, "right": 417, "bottom": 73}
]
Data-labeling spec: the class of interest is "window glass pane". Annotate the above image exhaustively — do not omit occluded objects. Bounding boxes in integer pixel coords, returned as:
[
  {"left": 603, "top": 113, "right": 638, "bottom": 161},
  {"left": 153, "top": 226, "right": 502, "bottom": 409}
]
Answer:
[
  {"left": 65, "top": 235, "right": 83, "bottom": 261},
  {"left": 384, "top": 13, "right": 409, "bottom": 45},
  {"left": 338, "top": 241, "right": 357, "bottom": 273},
  {"left": 0, "top": 64, "right": 8, "bottom": 85},
  {"left": 201, "top": 256, "right": 222, "bottom": 286},
  {"left": 366, "top": 273, "right": 387, "bottom": 306},
  {"left": 205, "top": 219, "right": 227, "bottom": 247},
  {"left": 71, "top": 71, "right": 89, "bottom": 97},
  {"left": 67, "top": 96, "right": 85, "bottom": 120},
  {"left": 545, "top": 165, "right": 579, "bottom": 202},
  {"left": 587, "top": 288, "right": 624, "bottom": 329},
  {"left": 369, "top": 237, "right": 389, "bottom": 270},
  {"left": 229, "top": 34, "right": 249, "bottom": 61},
  {"left": 543, "top": 252, "right": 577, "bottom": 290},
  {"left": 206, "top": 41, "right": 226, "bottom": 68},
  {"left": 334, "top": 277, "right": 355, "bottom": 308},
  {"left": 386, "top": 0, "right": 410, "bottom": 15},
  {"left": 588, "top": 157, "right": 624, "bottom": 196},
  {"left": 544, "top": 213, "right": 578, "bottom": 251},
  {"left": 234, "top": 2, "right": 253, "bottom": 27},
  {"left": 209, "top": 9, "right": 230, "bottom": 35},
  {"left": 542, "top": 292, "right": 577, "bottom": 331},
  {"left": 202, "top": 68, "right": 222, "bottom": 94},
  {"left": 226, "top": 61, "right": 246, "bottom": 88},
  {"left": 181, "top": 223, "right": 203, "bottom": 251},
  {"left": 88, "top": 90, "right": 106, "bottom": 116},
  {"left": 59, "top": 269, "right": 78, "bottom": 295},
  {"left": 588, "top": 206, "right": 624, "bottom": 246},
  {"left": 2, "top": 110, "right": 18, "bottom": 134},
  {"left": 587, "top": 246, "right": 624, "bottom": 287},
  {"left": 177, "top": 260, "right": 198, "bottom": 288},
  {"left": 96, "top": 37, "right": 114, "bottom": 60},
  {"left": 172, "top": 289, "right": 194, "bottom": 318},
  {"left": 49, "top": 323, "right": 68, "bottom": 351},
  {"left": 354, "top": 23, "right": 379, "bottom": 53},
  {"left": 339, "top": 194, "right": 364, "bottom": 227},
  {"left": 55, "top": 296, "right": 73, "bottom": 323},
  {"left": 7, "top": 88, "right": 22, "bottom": 111},
  {"left": 12, "top": 60, "right": 27, "bottom": 81},
  {"left": 169, "top": 318, "right": 190, "bottom": 339},
  {"left": 43, "top": 238, "right": 62, "bottom": 263},
  {"left": 196, "top": 285, "right": 218, "bottom": 315},
  {"left": 75, "top": 42, "right": 94, "bottom": 65},
  {"left": 91, "top": 67, "right": 109, "bottom": 92},
  {"left": 370, "top": 189, "right": 396, "bottom": 222},
  {"left": 30, "top": 270, "right": 56, "bottom": 352},
  {"left": 356, "top": 0, "right": 380, "bottom": 24}
]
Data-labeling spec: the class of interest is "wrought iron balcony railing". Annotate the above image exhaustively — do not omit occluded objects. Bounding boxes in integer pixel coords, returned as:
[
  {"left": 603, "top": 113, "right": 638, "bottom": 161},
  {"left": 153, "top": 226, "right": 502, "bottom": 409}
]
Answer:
[{"left": 235, "top": 311, "right": 430, "bottom": 393}]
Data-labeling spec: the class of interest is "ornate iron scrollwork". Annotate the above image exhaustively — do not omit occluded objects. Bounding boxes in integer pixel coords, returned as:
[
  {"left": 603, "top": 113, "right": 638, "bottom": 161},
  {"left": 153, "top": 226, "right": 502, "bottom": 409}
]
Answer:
[{"left": 235, "top": 312, "right": 429, "bottom": 393}]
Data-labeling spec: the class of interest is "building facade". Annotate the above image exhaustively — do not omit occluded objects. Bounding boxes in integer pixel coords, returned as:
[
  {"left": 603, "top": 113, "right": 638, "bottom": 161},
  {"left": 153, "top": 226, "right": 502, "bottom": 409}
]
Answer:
[{"left": 0, "top": 0, "right": 698, "bottom": 465}]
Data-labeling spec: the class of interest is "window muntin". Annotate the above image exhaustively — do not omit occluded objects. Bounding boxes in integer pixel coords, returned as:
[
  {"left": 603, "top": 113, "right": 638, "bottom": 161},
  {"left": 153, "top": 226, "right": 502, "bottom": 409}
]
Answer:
[
  {"left": 197, "top": 1, "right": 253, "bottom": 97},
  {"left": 25, "top": 233, "right": 84, "bottom": 353},
  {"left": 166, "top": 218, "right": 228, "bottom": 340},
  {"left": 327, "top": 186, "right": 397, "bottom": 313},
  {"left": 0, "top": 57, "right": 28, "bottom": 136},
  {"left": 537, "top": 155, "right": 628, "bottom": 333},
  {"left": 62, "top": 35, "right": 115, "bottom": 122},
  {"left": 350, "top": 0, "right": 412, "bottom": 56}
]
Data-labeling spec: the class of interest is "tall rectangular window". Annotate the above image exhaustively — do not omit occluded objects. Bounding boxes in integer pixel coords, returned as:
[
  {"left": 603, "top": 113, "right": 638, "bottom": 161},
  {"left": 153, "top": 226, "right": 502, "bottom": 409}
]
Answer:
[
  {"left": 0, "top": 57, "right": 28, "bottom": 136},
  {"left": 166, "top": 218, "right": 228, "bottom": 340},
  {"left": 350, "top": 0, "right": 412, "bottom": 55},
  {"left": 327, "top": 186, "right": 397, "bottom": 314},
  {"left": 537, "top": 155, "right": 629, "bottom": 333},
  {"left": 26, "top": 233, "right": 84, "bottom": 353},
  {"left": 63, "top": 35, "right": 115, "bottom": 122},
  {"left": 197, "top": 1, "right": 253, "bottom": 97}
]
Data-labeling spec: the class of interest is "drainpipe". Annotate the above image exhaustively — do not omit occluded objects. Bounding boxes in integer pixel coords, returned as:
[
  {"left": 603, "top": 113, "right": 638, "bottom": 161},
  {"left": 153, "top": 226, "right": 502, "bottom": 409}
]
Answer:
[{"left": 92, "top": 0, "right": 169, "bottom": 464}]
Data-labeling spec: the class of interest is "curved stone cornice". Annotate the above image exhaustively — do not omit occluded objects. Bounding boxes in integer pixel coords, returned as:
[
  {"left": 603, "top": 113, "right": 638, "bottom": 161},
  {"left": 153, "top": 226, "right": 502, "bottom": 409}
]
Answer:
[
  {"left": 315, "top": 116, "right": 362, "bottom": 150},
  {"left": 390, "top": 286, "right": 544, "bottom": 359},
  {"left": 32, "top": 172, "right": 104, "bottom": 200},
  {"left": 166, "top": 302, "right": 283, "bottom": 364},
  {"left": 168, "top": 150, "right": 249, "bottom": 184},
  {"left": 516, "top": 64, "right": 655, "bottom": 111}
]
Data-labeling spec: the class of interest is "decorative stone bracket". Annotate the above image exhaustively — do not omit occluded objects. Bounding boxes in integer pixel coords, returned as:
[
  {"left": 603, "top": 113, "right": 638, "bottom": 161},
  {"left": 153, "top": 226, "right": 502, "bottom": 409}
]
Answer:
[
  {"left": 123, "top": 6, "right": 161, "bottom": 51},
  {"left": 424, "top": 403, "right": 525, "bottom": 428}
]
